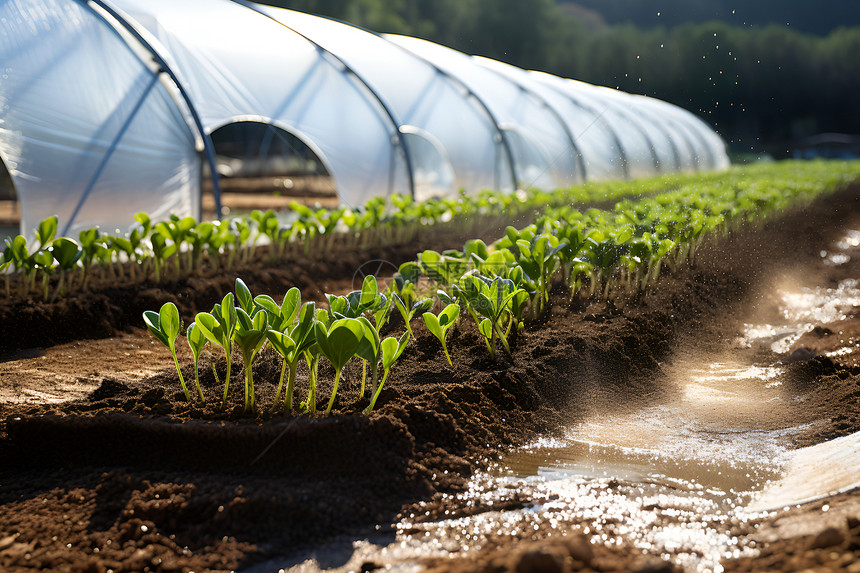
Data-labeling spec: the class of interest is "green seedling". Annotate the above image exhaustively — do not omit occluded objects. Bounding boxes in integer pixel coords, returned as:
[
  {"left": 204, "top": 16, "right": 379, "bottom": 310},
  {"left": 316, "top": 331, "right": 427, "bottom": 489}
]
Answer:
[
  {"left": 505, "top": 266, "right": 533, "bottom": 328},
  {"left": 329, "top": 276, "right": 388, "bottom": 390},
  {"left": 227, "top": 217, "right": 251, "bottom": 267},
  {"left": 326, "top": 275, "right": 387, "bottom": 323},
  {"left": 301, "top": 308, "right": 331, "bottom": 413},
  {"left": 302, "top": 341, "right": 321, "bottom": 413},
  {"left": 456, "top": 274, "right": 525, "bottom": 361},
  {"left": 255, "top": 286, "right": 301, "bottom": 407},
  {"left": 195, "top": 292, "right": 238, "bottom": 405},
  {"left": 4, "top": 236, "right": 30, "bottom": 295},
  {"left": 354, "top": 316, "right": 381, "bottom": 398},
  {"left": 254, "top": 286, "right": 301, "bottom": 332},
  {"left": 235, "top": 277, "right": 255, "bottom": 314},
  {"left": 149, "top": 232, "right": 176, "bottom": 283},
  {"left": 143, "top": 302, "right": 190, "bottom": 401},
  {"left": 232, "top": 306, "right": 268, "bottom": 412},
  {"left": 418, "top": 249, "right": 468, "bottom": 289},
  {"left": 347, "top": 275, "right": 386, "bottom": 315},
  {"left": 186, "top": 322, "right": 208, "bottom": 402},
  {"left": 48, "top": 237, "right": 82, "bottom": 302},
  {"left": 266, "top": 301, "right": 317, "bottom": 411},
  {"left": 393, "top": 294, "right": 433, "bottom": 338},
  {"left": 372, "top": 287, "right": 395, "bottom": 331},
  {"left": 155, "top": 215, "right": 196, "bottom": 275},
  {"left": 108, "top": 236, "right": 135, "bottom": 280},
  {"left": 364, "top": 332, "right": 410, "bottom": 414},
  {"left": 186, "top": 221, "right": 215, "bottom": 273},
  {"left": 77, "top": 228, "right": 108, "bottom": 291},
  {"left": 314, "top": 317, "right": 365, "bottom": 415},
  {"left": 31, "top": 248, "right": 55, "bottom": 301},
  {"left": 513, "top": 232, "right": 567, "bottom": 316},
  {"left": 0, "top": 249, "right": 10, "bottom": 297},
  {"left": 34, "top": 215, "right": 57, "bottom": 250},
  {"left": 422, "top": 303, "right": 460, "bottom": 366}
]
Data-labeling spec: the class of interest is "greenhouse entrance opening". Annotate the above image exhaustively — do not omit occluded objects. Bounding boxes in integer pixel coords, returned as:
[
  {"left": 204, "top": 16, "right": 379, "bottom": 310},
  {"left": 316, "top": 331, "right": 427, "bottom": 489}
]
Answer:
[
  {"left": 203, "top": 121, "right": 337, "bottom": 220},
  {"left": 0, "top": 157, "right": 19, "bottom": 242}
]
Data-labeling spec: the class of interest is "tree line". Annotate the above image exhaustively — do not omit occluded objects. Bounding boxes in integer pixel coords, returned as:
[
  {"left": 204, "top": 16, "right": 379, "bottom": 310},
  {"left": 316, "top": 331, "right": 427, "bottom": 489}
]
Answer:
[{"left": 262, "top": 0, "right": 860, "bottom": 157}]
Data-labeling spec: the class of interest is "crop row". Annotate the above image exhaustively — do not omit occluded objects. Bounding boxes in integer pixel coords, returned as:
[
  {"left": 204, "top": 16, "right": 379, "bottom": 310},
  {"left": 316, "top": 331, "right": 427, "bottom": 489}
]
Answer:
[
  {"left": 143, "top": 160, "right": 860, "bottom": 414},
  {"left": 1, "top": 170, "right": 732, "bottom": 302}
]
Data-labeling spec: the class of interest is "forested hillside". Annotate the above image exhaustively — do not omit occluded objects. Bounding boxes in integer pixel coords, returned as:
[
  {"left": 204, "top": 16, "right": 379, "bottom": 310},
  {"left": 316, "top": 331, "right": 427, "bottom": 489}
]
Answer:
[
  {"left": 260, "top": 0, "right": 860, "bottom": 157},
  {"left": 562, "top": 0, "right": 860, "bottom": 36}
]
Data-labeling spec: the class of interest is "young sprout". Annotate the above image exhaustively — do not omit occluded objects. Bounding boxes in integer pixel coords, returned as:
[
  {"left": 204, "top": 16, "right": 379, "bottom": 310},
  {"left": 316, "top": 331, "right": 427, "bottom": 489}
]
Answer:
[
  {"left": 77, "top": 228, "right": 107, "bottom": 291},
  {"left": 143, "top": 302, "right": 191, "bottom": 401},
  {"left": 149, "top": 232, "right": 176, "bottom": 283},
  {"left": 457, "top": 275, "right": 524, "bottom": 361},
  {"left": 422, "top": 303, "right": 460, "bottom": 366},
  {"left": 48, "top": 237, "right": 82, "bottom": 302},
  {"left": 34, "top": 215, "right": 58, "bottom": 250},
  {"left": 393, "top": 294, "right": 434, "bottom": 338},
  {"left": 347, "top": 275, "right": 386, "bottom": 315},
  {"left": 266, "top": 301, "right": 316, "bottom": 412},
  {"left": 302, "top": 341, "right": 322, "bottom": 414},
  {"left": 186, "top": 322, "right": 208, "bottom": 402},
  {"left": 229, "top": 277, "right": 268, "bottom": 411},
  {"left": 155, "top": 215, "right": 196, "bottom": 276},
  {"left": 354, "top": 316, "right": 381, "bottom": 398},
  {"left": 195, "top": 292, "right": 238, "bottom": 405},
  {"left": 255, "top": 287, "right": 301, "bottom": 406},
  {"left": 31, "top": 248, "right": 55, "bottom": 301},
  {"left": 326, "top": 275, "right": 387, "bottom": 321},
  {"left": 235, "top": 277, "right": 255, "bottom": 314},
  {"left": 478, "top": 318, "right": 496, "bottom": 360},
  {"left": 364, "top": 332, "right": 410, "bottom": 414},
  {"left": 314, "top": 317, "right": 365, "bottom": 415},
  {"left": 513, "top": 232, "right": 567, "bottom": 316},
  {"left": 232, "top": 306, "right": 268, "bottom": 412}
]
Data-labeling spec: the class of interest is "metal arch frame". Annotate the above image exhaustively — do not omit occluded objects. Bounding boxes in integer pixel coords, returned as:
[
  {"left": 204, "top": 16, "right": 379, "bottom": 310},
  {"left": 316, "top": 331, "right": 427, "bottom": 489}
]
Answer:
[
  {"left": 289, "top": 13, "right": 521, "bottom": 193},
  {"left": 230, "top": 0, "right": 416, "bottom": 201},
  {"left": 0, "top": 151, "right": 19, "bottom": 205},
  {"left": 373, "top": 35, "right": 522, "bottom": 192},
  {"left": 620, "top": 94, "right": 687, "bottom": 172},
  {"left": 652, "top": 103, "right": 714, "bottom": 170},
  {"left": 621, "top": 99, "right": 684, "bottom": 172},
  {"left": 471, "top": 57, "right": 588, "bottom": 184},
  {"left": 660, "top": 115, "right": 702, "bottom": 170},
  {"left": 588, "top": 92, "right": 663, "bottom": 174},
  {"left": 531, "top": 74, "right": 631, "bottom": 180},
  {"left": 61, "top": 72, "right": 160, "bottom": 236},
  {"left": 74, "top": 0, "right": 223, "bottom": 228},
  {"left": 675, "top": 111, "right": 723, "bottom": 169}
]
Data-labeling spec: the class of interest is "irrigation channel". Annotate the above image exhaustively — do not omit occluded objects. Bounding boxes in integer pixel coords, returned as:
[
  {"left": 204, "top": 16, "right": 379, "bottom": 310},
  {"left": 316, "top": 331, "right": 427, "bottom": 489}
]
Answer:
[{"left": 250, "top": 228, "right": 860, "bottom": 572}]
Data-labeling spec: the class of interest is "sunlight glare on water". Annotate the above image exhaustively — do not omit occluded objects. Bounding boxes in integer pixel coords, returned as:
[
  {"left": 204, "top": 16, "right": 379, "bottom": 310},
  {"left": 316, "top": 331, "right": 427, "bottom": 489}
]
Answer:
[
  {"left": 739, "top": 278, "right": 860, "bottom": 353},
  {"left": 389, "top": 353, "right": 807, "bottom": 573},
  {"left": 740, "top": 229, "right": 860, "bottom": 354}
]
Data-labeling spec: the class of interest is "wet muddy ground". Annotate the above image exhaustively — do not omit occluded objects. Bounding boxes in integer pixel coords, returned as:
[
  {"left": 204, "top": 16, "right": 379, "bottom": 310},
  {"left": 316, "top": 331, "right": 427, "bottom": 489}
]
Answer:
[{"left": 1, "top": 187, "right": 860, "bottom": 572}]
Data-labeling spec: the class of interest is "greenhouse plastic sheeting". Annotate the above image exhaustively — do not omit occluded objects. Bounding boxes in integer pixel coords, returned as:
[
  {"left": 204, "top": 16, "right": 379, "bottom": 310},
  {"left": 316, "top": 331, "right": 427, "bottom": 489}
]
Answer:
[
  {"left": 386, "top": 34, "right": 582, "bottom": 191},
  {"left": 112, "top": 0, "right": 410, "bottom": 208},
  {"left": 1, "top": 0, "right": 729, "bottom": 238},
  {"left": 257, "top": 6, "right": 511, "bottom": 199},
  {"left": 475, "top": 58, "right": 624, "bottom": 182},
  {"left": 0, "top": 0, "right": 200, "bottom": 239}
]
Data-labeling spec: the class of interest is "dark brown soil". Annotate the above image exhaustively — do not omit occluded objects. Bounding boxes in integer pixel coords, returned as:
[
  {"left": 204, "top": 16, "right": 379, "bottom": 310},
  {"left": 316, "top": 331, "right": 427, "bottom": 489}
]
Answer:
[{"left": 1, "top": 186, "right": 860, "bottom": 572}]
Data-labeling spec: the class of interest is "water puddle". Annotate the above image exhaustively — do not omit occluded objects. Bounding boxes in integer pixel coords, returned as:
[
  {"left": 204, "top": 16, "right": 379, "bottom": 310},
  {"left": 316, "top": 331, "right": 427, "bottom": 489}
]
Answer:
[
  {"left": 739, "top": 278, "right": 860, "bottom": 354},
  {"left": 390, "top": 358, "right": 804, "bottom": 573}
]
